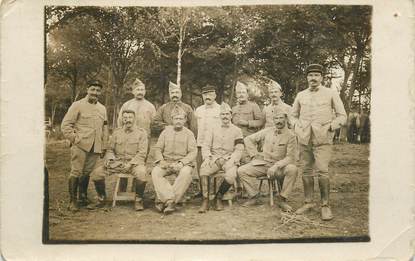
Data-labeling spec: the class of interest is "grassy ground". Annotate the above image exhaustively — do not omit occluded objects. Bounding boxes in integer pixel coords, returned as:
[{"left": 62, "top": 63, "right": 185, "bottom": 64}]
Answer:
[{"left": 45, "top": 141, "right": 369, "bottom": 242}]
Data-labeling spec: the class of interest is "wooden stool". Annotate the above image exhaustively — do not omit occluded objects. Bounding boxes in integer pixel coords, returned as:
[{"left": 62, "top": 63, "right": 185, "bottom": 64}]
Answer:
[
  {"left": 112, "top": 174, "right": 136, "bottom": 207},
  {"left": 257, "top": 176, "right": 281, "bottom": 206},
  {"left": 207, "top": 171, "right": 233, "bottom": 207}
]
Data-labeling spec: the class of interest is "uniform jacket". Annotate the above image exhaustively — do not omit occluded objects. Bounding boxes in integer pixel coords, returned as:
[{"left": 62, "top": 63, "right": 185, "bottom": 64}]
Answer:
[
  {"left": 153, "top": 126, "right": 197, "bottom": 166},
  {"left": 232, "top": 101, "right": 265, "bottom": 137},
  {"left": 201, "top": 123, "right": 244, "bottom": 165},
  {"left": 263, "top": 101, "right": 292, "bottom": 128},
  {"left": 117, "top": 98, "right": 156, "bottom": 137},
  {"left": 61, "top": 96, "right": 108, "bottom": 153},
  {"left": 151, "top": 101, "right": 197, "bottom": 136},
  {"left": 292, "top": 85, "right": 346, "bottom": 145},
  {"left": 244, "top": 126, "right": 296, "bottom": 167},
  {"left": 195, "top": 102, "right": 221, "bottom": 146},
  {"left": 106, "top": 126, "right": 148, "bottom": 166}
]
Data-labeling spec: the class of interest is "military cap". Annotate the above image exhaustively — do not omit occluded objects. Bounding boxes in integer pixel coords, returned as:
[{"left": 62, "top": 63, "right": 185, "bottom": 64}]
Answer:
[
  {"left": 235, "top": 81, "right": 248, "bottom": 92},
  {"left": 171, "top": 105, "right": 186, "bottom": 118},
  {"left": 201, "top": 84, "right": 216, "bottom": 94},
  {"left": 132, "top": 78, "right": 145, "bottom": 89},
  {"left": 306, "top": 64, "right": 324, "bottom": 74},
  {"left": 87, "top": 80, "right": 103, "bottom": 88},
  {"left": 168, "top": 81, "right": 180, "bottom": 92},
  {"left": 267, "top": 79, "right": 282, "bottom": 92},
  {"left": 220, "top": 102, "right": 232, "bottom": 113}
]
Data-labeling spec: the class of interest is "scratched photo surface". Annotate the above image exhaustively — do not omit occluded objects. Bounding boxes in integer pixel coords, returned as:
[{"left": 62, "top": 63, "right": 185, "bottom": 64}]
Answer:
[{"left": 44, "top": 5, "right": 371, "bottom": 242}]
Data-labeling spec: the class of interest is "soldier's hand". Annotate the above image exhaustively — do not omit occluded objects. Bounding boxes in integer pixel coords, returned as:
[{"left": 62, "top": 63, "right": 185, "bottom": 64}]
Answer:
[
  {"left": 159, "top": 160, "right": 169, "bottom": 169},
  {"left": 267, "top": 166, "right": 277, "bottom": 178},
  {"left": 215, "top": 158, "right": 226, "bottom": 167}
]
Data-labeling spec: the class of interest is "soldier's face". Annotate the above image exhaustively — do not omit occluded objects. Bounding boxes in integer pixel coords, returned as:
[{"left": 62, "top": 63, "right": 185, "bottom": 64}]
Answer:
[
  {"left": 202, "top": 91, "right": 216, "bottom": 105},
  {"left": 170, "top": 89, "right": 182, "bottom": 102},
  {"left": 307, "top": 72, "right": 323, "bottom": 88},
  {"left": 236, "top": 89, "right": 248, "bottom": 103},
  {"left": 172, "top": 114, "right": 185, "bottom": 129},
  {"left": 122, "top": 113, "right": 135, "bottom": 129},
  {"left": 273, "top": 114, "right": 286, "bottom": 129},
  {"left": 269, "top": 88, "right": 282, "bottom": 102},
  {"left": 87, "top": 86, "right": 102, "bottom": 102},
  {"left": 220, "top": 111, "right": 231, "bottom": 125},
  {"left": 133, "top": 85, "right": 146, "bottom": 100}
]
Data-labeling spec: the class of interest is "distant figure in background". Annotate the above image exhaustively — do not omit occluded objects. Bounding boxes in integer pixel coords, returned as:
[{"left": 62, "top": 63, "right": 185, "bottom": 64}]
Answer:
[
  {"left": 292, "top": 64, "right": 346, "bottom": 221},
  {"left": 61, "top": 80, "right": 109, "bottom": 212},
  {"left": 151, "top": 106, "right": 197, "bottom": 215},
  {"left": 359, "top": 108, "right": 371, "bottom": 143},
  {"left": 347, "top": 107, "right": 360, "bottom": 144},
  {"left": 262, "top": 80, "right": 292, "bottom": 129},
  {"left": 194, "top": 85, "right": 222, "bottom": 197},
  {"left": 151, "top": 82, "right": 197, "bottom": 136}
]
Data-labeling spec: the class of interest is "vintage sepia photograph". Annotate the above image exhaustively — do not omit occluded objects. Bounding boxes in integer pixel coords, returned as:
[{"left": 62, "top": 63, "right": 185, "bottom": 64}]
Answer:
[{"left": 44, "top": 4, "right": 372, "bottom": 243}]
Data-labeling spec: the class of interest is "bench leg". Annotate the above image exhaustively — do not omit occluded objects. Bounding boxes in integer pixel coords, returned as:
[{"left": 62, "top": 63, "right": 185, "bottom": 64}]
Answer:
[
  {"left": 112, "top": 177, "right": 121, "bottom": 208},
  {"left": 268, "top": 180, "right": 274, "bottom": 206}
]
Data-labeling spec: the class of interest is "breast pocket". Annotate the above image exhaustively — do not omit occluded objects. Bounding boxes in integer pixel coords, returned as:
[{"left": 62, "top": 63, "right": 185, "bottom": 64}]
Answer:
[
  {"left": 79, "top": 114, "right": 94, "bottom": 126},
  {"left": 126, "top": 141, "right": 139, "bottom": 155}
]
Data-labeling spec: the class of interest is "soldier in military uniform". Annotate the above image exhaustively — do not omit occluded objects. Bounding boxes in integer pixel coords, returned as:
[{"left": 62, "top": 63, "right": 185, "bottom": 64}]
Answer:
[
  {"left": 262, "top": 80, "right": 292, "bottom": 129},
  {"left": 151, "top": 82, "right": 197, "bottom": 136},
  {"left": 61, "top": 80, "right": 109, "bottom": 211},
  {"left": 237, "top": 110, "right": 298, "bottom": 212},
  {"left": 292, "top": 64, "right": 346, "bottom": 220},
  {"left": 151, "top": 106, "right": 197, "bottom": 214},
  {"left": 92, "top": 109, "right": 149, "bottom": 210},
  {"left": 198, "top": 103, "right": 244, "bottom": 213},
  {"left": 194, "top": 85, "right": 222, "bottom": 196}
]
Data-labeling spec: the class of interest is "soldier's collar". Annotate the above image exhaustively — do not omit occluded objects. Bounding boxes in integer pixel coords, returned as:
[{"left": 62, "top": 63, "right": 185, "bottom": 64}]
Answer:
[
  {"left": 275, "top": 126, "right": 287, "bottom": 135},
  {"left": 309, "top": 85, "right": 321, "bottom": 92}
]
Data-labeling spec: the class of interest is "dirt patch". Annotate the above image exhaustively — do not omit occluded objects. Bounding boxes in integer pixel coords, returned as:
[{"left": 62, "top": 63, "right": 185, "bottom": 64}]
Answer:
[{"left": 45, "top": 142, "right": 369, "bottom": 242}]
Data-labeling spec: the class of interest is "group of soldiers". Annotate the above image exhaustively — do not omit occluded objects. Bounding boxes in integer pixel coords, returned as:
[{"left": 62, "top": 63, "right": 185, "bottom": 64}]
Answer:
[{"left": 61, "top": 63, "right": 347, "bottom": 221}]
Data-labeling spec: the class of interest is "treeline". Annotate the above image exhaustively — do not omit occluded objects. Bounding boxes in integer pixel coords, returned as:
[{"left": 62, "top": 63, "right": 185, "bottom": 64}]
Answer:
[{"left": 45, "top": 5, "right": 371, "bottom": 129}]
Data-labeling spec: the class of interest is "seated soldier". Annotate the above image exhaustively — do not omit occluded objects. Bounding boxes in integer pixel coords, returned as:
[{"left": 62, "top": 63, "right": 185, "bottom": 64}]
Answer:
[
  {"left": 151, "top": 106, "right": 197, "bottom": 215},
  {"left": 237, "top": 111, "right": 298, "bottom": 212},
  {"left": 92, "top": 109, "right": 148, "bottom": 211},
  {"left": 199, "top": 103, "right": 244, "bottom": 213}
]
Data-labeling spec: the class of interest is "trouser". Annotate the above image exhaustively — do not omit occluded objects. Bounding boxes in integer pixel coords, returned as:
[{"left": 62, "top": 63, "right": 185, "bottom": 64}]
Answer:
[
  {"left": 69, "top": 145, "right": 101, "bottom": 178},
  {"left": 199, "top": 159, "right": 237, "bottom": 198},
  {"left": 299, "top": 143, "right": 332, "bottom": 204},
  {"left": 151, "top": 165, "right": 193, "bottom": 204},
  {"left": 91, "top": 163, "right": 147, "bottom": 183},
  {"left": 237, "top": 162, "right": 298, "bottom": 199}
]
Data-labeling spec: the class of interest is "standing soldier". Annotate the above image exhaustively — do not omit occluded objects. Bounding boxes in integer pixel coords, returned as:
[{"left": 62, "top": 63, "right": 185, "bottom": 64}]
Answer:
[
  {"left": 237, "top": 111, "right": 298, "bottom": 211},
  {"left": 61, "top": 80, "right": 109, "bottom": 211},
  {"left": 232, "top": 81, "right": 265, "bottom": 137},
  {"left": 194, "top": 85, "right": 221, "bottom": 195},
  {"left": 151, "top": 82, "right": 197, "bottom": 136},
  {"left": 92, "top": 110, "right": 148, "bottom": 210},
  {"left": 117, "top": 78, "right": 156, "bottom": 141},
  {"left": 151, "top": 106, "right": 197, "bottom": 214},
  {"left": 198, "top": 103, "right": 244, "bottom": 213},
  {"left": 292, "top": 64, "right": 346, "bottom": 221},
  {"left": 262, "top": 80, "right": 292, "bottom": 128}
]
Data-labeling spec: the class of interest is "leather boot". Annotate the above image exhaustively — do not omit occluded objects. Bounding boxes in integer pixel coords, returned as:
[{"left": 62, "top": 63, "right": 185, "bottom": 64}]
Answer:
[
  {"left": 319, "top": 176, "right": 333, "bottom": 221},
  {"left": 163, "top": 200, "right": 176, "bottom": 215},
  {"left": 68, "top": 176, "right": 79, "bottom": 212},
  {"left": 198, "top": 198, "right": 209, "bottom": 213},
  {"left": 93, "top": 180, "right": 106, "bottom": 208},
  {"left": 276, "top": 195, "right": 293, "bottom": 212},
  {"left": 215, "top": 180, "right": 231, "bottom": 211},
  {"left": 78, "top": 175, "right": 90, "bottom": 206},
  {"left": 295, "top": 176, "right": 316, "bottom": 214},
  {"left": 134, "top": 181, "right": 146, "bottom": 211}
]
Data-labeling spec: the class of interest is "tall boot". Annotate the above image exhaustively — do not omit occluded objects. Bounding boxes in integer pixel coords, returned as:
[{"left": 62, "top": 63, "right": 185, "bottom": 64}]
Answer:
[
  {"left": 93, "top": 179, "right": 106, "bottom": 208},
  {"left": 198, "top": 176, "right": 209, "bottom": 213},
  {"left": 295, "top": 176, "right": 316, "bottom": 214},
  {"left": 78, "top": 175, "right": 90, "bottom": 206},
  {"left": 215, "top": 180, "right": 231, "bottom": 211},
  {"left": 134, "top": 180, "right": 146, "bottom": 211},
  {"left": 318, "top": 176, "right": 333, "bottom": 221},
  {"left": 68, "top": 176, "right": 79, "bottom": 212}
]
